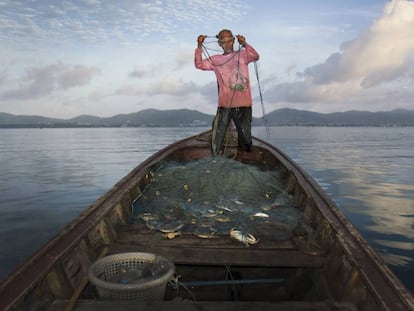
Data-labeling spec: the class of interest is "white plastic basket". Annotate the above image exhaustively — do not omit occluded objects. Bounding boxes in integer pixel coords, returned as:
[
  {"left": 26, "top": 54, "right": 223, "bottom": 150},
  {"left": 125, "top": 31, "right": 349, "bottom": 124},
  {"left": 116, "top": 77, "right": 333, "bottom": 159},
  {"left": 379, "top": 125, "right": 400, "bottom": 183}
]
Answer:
[{"left": 88, "top": 252, "right": 175, "bottom": 301}]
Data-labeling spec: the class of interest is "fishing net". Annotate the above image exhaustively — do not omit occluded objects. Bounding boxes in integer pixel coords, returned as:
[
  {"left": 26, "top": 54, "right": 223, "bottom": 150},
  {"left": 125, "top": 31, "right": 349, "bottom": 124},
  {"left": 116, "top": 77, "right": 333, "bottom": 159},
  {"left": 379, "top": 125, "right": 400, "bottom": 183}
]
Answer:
[{"left": 131, "top": 156, "right": 302, "bottom": 242}]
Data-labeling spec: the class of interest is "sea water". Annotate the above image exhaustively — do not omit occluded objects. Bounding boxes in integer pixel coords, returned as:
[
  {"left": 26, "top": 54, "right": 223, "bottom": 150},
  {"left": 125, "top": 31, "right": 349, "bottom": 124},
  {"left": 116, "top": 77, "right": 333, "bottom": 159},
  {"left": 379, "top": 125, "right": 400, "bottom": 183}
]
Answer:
[{"left": 0, "top": 126, "right": 413, "bottom": 293}]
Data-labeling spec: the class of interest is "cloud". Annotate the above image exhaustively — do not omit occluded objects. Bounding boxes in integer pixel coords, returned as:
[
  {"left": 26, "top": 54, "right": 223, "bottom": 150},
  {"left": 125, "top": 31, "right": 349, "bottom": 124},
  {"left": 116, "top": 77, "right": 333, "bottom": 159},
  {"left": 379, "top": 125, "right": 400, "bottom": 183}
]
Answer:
[
  {"left": 0, "top": 62, "right": 101, "bottom": 100},
  {"left": 58, "top": 65, "right": 101, "bottom": 88},
  {"left": 87, "top": 89, "right": 111, "bottom": 102},
  {"left": 115, "top": 84, "right": 144, "bottom": 96},
  {"left": 129, "top": 67, "right": 146, "bottom": 78},
  {"left": 146, "top": 76, "right": 197, "bottom": 96},
  {"left": 128, "top": 62, "right": 170, "bottom": 79},
  {"left": 81, "top": 0, "right": 100, "bottom": 5},
  {"left": 265, "top": 0, "right": 414, "bottom": 107},
  {"left": 175, "top": 49, "right": 194, "bottom": 70},
  {"left": 0, "top": 0, "right": 248, "bottom": 48},
  {"left": 0, "top": 71, "right": 5, "bottom": 88}
]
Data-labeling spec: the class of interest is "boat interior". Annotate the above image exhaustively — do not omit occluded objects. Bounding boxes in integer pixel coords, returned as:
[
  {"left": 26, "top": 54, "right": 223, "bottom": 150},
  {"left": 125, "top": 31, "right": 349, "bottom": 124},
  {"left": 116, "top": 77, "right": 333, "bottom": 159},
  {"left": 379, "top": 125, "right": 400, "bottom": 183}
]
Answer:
[{"left": 50, "top": 140, "right": 362, "bottom": 310}]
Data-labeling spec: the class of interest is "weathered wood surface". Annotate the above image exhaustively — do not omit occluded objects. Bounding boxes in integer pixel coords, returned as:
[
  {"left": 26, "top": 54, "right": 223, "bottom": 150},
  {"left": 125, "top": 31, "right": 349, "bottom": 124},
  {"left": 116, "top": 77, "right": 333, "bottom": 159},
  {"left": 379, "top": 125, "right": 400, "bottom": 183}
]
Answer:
[
  {"left": 49, "top": 300, "right": 358, "bottom": 311},
  {"left": 111, "top": 224, "right": 326, "bottom": 268}
]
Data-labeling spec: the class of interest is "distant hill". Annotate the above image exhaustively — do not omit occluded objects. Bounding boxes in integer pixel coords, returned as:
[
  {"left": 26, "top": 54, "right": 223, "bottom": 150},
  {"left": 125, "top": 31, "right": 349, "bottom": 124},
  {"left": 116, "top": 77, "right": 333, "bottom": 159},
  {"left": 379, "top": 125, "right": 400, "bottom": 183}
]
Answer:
[
  {"left": 256, "top": 108, "right": 414, "bottom": 126},
  {"left": 0, "top": 112, "right": 64, "bottom": 127},
  {"left": 0, "top": 109, "right": 213, "bottom": 128},
  {"left": 92, "top": 109, "right": 212, "bottom": 127},
  {"left": 1, "top": 108, "right": 414, "bottom": 128}
]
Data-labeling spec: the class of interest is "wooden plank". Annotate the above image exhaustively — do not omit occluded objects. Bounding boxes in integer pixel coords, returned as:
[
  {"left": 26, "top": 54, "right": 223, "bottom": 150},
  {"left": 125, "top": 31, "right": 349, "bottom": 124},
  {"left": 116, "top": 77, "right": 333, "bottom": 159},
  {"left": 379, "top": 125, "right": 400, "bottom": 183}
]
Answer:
[
  {"left": 110, "top": 243, "right": 324, "bottom": 267},
  {"left": 111, "top": 225, "right": 325, "bottom": 267},
  {"left": 116, "top": 224, "right": 301, "bottom": 249},
  {"left": 50, "top": 300, "right": 358, "bottom": 311}
]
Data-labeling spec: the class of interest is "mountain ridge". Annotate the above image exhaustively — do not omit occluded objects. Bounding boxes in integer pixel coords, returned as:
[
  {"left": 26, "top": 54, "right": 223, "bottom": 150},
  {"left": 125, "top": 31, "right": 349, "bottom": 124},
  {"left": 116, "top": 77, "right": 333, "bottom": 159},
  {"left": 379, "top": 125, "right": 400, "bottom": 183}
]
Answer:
[{"left": 1, "top": 108, "right": 413, "bottom": 127}]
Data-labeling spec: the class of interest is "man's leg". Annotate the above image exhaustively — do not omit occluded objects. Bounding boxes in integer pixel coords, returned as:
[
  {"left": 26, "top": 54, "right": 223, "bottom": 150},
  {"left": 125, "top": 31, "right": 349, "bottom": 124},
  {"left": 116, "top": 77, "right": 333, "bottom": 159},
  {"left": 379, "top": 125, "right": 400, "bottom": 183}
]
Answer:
[
  {"left": 232, "top": 107, "right": 252, "bottom": 151},
  {"left": 211, "top": 108, "right": 231, "bottom": 155}
]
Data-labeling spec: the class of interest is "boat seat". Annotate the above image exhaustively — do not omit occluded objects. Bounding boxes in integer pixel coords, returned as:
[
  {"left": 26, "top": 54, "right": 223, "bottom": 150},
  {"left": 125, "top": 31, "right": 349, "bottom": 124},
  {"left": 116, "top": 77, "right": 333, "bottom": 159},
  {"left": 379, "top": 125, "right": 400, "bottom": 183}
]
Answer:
[{"left": 110, "top": 224, "right": 326, "bottom": 268}]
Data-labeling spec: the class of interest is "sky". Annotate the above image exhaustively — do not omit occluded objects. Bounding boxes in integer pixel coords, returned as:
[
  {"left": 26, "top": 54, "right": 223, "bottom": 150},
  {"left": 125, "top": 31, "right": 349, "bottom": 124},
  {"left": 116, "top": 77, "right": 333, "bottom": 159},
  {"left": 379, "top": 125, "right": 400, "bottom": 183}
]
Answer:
[{"left": 1, "top": 0, "right": 414, "bottom": 119}]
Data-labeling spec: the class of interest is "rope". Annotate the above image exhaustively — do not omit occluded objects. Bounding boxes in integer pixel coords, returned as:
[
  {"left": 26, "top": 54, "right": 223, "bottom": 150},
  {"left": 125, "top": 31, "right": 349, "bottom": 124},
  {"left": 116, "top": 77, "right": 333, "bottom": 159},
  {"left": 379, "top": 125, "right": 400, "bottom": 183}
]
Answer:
[{"left": 254, "top": 61, "right": 271, "bottom": 142}]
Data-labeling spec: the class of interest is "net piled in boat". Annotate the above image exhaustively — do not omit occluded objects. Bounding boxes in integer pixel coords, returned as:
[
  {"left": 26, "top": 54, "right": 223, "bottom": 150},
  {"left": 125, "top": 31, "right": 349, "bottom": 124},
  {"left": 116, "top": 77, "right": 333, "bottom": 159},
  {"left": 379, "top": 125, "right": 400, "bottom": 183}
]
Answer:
[{"left": 131, "top": 156, "right": 301, "bottom": 242}]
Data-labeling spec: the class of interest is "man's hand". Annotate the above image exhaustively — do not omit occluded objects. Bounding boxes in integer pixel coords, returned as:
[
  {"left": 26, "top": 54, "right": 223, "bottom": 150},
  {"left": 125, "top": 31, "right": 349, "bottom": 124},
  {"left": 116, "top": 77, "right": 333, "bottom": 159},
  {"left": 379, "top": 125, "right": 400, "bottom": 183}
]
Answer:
[
  {"left": 197, "top": 35, "right": 206, "bottom": 47},
  {"left": 236, "top": 35, "right": 246, "bottom": 47}
]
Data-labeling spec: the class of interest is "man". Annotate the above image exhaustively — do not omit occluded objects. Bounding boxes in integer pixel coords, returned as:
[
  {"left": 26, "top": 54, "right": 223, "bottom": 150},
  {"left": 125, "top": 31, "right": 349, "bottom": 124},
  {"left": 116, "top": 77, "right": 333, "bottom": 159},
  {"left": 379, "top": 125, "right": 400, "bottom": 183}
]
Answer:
[{"left": 195, "top": 29, "right": 260, "bottom": 155}]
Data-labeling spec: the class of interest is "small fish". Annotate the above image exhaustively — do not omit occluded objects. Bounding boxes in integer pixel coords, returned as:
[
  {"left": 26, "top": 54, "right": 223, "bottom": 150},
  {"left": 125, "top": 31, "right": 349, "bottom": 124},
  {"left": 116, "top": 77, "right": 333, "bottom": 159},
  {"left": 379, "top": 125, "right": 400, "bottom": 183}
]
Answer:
[
  {"left": 216, "top": 205, "right": 234, "bottom": 213},
  {"left": 251, "top": 212, "right": 269, "bottom": 218},
  {"left": 260, "top": 205, "right": 272, "bottom": 211},
  {"left": 201, "top": 209, "right": 221, "bottom": 218},
  {"left": 215, "top": 215, "right": 231, "bottom": 223}
]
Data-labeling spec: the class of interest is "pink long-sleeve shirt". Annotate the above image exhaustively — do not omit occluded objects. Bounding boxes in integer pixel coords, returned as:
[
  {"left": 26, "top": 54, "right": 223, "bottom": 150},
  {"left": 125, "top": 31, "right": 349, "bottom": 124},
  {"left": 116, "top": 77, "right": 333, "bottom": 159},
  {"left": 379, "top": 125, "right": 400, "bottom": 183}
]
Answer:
[{"left": 194, "top": 43, "right": 260, "bottom": 108}]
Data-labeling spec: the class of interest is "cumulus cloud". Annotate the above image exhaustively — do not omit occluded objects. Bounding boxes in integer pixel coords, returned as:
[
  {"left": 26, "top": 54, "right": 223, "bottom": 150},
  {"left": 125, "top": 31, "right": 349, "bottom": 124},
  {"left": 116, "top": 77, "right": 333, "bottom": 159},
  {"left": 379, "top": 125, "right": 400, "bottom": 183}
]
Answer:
[
  {"left": 266, "top": 0, "right": 414, "bottom": 107},
  {"left": 0, "top": 62, "right": 101, "bottom": 100}
]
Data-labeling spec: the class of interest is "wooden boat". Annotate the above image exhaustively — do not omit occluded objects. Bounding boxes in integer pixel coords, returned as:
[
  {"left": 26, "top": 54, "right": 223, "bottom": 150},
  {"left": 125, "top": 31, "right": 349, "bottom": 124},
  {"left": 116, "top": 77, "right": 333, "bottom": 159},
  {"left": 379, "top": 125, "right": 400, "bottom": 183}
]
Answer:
[{"left": 0, "top": 130, "right": 413, "bottom": 311}]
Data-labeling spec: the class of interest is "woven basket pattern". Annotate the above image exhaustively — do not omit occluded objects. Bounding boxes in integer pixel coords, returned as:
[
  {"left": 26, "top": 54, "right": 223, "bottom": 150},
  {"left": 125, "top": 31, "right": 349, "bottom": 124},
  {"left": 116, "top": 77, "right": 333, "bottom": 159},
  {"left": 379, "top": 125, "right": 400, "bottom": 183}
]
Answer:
[{"left": 88, "top": 252, "right": 175, "bottom": 301}]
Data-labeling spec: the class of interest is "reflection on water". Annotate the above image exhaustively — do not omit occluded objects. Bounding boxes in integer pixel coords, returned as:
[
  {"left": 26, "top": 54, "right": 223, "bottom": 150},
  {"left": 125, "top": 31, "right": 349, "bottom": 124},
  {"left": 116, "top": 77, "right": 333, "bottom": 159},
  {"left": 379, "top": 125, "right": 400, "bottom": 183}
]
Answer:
[
  {"left": 0, "top": 128, "right": 205, "bottom": 279},
  {"left": 253, "top": 126, "right": 414, "bottom": 291},
  {"left": 0, "top": 126, "right": 413, "bottom": 293}
]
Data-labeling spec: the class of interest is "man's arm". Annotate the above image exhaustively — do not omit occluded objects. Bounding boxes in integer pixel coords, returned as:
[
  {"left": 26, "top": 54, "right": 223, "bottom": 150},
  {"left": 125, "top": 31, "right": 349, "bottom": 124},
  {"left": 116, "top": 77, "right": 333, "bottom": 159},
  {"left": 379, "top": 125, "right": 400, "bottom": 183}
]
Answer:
[
  {"left": 237, "top": 35, "right": 259, "bottom": 63},
  {"left": 243, "top": 43, "right": 260, "bottom": 63},
  {"left": 194, "top": 35, "right": 214, "bottom": 70}
]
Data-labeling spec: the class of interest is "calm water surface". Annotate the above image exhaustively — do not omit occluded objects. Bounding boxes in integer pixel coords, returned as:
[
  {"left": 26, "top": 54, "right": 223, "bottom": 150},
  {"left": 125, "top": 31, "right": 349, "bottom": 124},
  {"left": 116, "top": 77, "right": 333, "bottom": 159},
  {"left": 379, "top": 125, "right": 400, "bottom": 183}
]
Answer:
[{"left": 0, "top": 127, "right": 413, "bottom": 293}]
